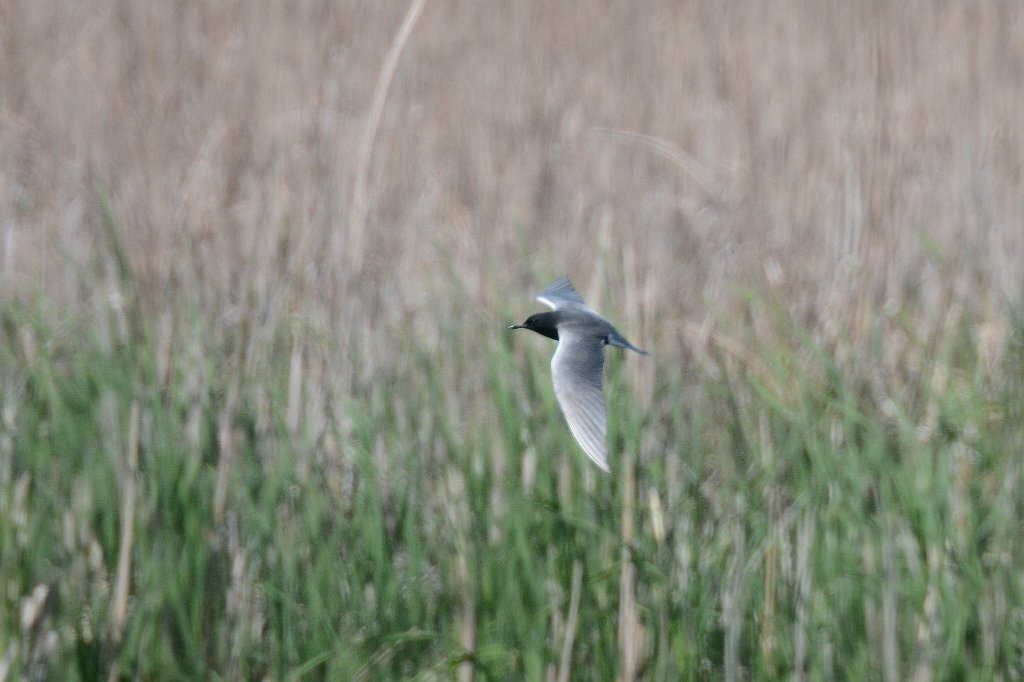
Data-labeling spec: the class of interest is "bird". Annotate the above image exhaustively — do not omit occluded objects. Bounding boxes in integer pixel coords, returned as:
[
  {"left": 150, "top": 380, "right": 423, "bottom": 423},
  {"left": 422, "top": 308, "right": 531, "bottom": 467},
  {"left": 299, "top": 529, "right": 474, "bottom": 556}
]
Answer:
[{"left": 508, "top": 276, "right": 648, "bottom": 472}]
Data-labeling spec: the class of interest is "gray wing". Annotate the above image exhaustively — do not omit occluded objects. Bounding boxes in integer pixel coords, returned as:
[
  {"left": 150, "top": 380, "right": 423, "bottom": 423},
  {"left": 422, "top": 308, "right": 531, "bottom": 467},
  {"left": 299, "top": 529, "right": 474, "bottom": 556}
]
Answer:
[
  {"left": 550, "top": 327, "right": 609, "bottom": 472},
  {"left": 537, "top": 276, "right": 588, "bottom": 311}
]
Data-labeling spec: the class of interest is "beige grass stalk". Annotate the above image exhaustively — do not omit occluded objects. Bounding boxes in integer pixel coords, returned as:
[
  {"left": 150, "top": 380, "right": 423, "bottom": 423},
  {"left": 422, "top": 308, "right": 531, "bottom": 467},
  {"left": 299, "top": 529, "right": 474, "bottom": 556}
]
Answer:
[
  {"left": 557, "top": 560, "right": 584, "bottom": 682},
  {"left": 456, "top": 550, "right": 476, "bottom": 682},
  {"left": 108, "top": 399, "right": 140, "bottom": 679},
  {"left": 109, "top": 401, "right": 140, "bottom": 644},
  {"left": 214, "top": 384, "right": 239, "bottom": 524},
  {"left": 794, "top": 515, "right": 814, "bottom": 680},
  {"left": 618, "top": 448, "right": 639, "bottom": 681},
  {"left": 882, "top": 518, "right": 900, "bottom": 682},
  {"left": 348, "top": 0, "right": 429, "bottom": 271},
  {"left": 589, "top": 127, "right": 722, "bottom": 200}
]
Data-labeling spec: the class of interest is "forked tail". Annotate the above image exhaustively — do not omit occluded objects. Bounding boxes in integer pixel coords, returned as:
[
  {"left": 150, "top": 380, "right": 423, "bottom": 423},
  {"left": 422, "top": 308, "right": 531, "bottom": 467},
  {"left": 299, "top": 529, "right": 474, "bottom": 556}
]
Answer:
[{"left": 608, "top": 330, "right": 649, "bottom": 355}]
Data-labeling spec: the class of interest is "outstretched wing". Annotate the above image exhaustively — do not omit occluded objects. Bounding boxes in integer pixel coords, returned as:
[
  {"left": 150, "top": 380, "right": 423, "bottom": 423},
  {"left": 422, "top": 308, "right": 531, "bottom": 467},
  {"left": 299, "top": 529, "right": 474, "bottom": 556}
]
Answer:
[
  {"left": 550, "top": 326, "right": 609, "bottom": 472},
  {"left": 536, "top": 276, "right": 588, "bottom": 311}
]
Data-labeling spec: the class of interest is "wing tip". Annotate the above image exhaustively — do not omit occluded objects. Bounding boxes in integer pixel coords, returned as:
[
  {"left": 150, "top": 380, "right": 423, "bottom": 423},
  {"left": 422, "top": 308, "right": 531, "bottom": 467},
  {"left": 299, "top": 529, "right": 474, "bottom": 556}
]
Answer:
[
  {"left": 580, "top": 442, "right": 611, "bottom": 473},
  {"left": 536, "top": 275, "right": 585, "bottom": 310}
]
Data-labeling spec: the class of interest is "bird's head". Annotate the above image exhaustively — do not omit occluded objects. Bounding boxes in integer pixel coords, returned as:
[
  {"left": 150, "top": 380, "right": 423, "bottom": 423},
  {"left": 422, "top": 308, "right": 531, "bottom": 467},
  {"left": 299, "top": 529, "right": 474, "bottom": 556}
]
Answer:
[{"left": 508, "top": 312, "right": 559, "bottom": 341}]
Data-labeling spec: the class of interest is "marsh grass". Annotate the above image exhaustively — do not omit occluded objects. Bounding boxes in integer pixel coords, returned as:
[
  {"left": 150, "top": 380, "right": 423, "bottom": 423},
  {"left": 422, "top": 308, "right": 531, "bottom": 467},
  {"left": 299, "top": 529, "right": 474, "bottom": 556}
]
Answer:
[
  {"left": 2, "top": 275, "right": 1022, "bottom": 679},
  {"left": 3, "top": 0, "right": 1024, "bottom": 679}
]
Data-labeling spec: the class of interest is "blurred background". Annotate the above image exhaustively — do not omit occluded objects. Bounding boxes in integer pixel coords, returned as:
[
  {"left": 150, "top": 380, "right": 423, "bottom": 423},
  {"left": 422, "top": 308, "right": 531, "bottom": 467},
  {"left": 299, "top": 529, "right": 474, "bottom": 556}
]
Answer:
[
  {"left": 2, "top": 1, "right": 1024, "bottom": 679},
  {"left": 4, "top": 0, "right": 1022, "bottom": 350}
]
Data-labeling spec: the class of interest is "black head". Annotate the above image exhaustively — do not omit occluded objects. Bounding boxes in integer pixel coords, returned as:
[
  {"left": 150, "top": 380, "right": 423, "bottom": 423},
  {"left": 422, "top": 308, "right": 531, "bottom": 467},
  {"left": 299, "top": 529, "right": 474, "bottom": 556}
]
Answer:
[{"left": 508, "top": 311, "right": 559, "bottom": 341}]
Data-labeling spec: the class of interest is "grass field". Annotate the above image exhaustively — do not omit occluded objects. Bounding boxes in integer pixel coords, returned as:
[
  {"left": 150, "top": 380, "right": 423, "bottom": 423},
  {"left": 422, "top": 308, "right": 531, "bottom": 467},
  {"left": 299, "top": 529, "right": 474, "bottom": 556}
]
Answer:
[{"left": 3, "top": 0, "right": 1024, "bottom": 679}]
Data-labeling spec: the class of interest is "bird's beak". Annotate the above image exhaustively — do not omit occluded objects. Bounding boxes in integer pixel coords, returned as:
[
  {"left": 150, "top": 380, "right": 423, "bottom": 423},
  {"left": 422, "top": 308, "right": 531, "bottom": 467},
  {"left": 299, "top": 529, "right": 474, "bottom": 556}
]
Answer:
[{"left": 508, "top": 324, "right": 523, "bottom": 330}]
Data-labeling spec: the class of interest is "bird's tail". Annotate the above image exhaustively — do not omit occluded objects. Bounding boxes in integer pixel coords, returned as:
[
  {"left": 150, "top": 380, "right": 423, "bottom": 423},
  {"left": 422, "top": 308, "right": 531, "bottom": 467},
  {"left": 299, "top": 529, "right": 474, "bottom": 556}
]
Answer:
[{"left": 608, "top": 330, "right": 649, "bottom": 355}]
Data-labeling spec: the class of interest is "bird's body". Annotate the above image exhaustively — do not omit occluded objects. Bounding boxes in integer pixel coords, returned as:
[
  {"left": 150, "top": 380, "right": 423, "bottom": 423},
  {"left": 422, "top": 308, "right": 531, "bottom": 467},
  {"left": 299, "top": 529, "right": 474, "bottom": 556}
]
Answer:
[{"left": 509, "top": 276, "right": 648, "bottom": 472}]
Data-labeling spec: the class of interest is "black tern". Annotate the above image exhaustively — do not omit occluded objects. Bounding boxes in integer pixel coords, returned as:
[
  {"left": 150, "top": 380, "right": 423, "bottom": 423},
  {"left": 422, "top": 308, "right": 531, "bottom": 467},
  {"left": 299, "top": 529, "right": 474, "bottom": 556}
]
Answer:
[{"left": 509, "top": 276, "right": 648, "bottom": 472}]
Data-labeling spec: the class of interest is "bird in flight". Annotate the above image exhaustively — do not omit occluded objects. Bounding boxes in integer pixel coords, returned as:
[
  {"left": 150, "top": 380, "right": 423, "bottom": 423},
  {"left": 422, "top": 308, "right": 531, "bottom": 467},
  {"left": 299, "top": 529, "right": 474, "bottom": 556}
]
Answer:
[{"left": 508, "top": 276, "right": 648, "bottom": 472}]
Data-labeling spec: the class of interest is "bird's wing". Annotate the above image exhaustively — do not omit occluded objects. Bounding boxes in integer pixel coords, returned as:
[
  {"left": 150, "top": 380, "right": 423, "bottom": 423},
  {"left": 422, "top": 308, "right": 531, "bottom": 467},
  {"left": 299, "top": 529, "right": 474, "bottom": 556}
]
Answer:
[
  {"left": 550, "top": 326, "right": 609, "bottom": 472},
  {"left": 537, "top": 276, "right": 588, "bottom": 311}
]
